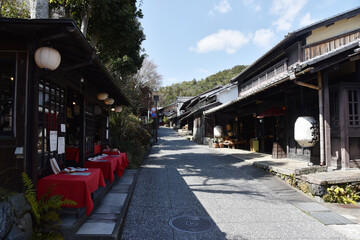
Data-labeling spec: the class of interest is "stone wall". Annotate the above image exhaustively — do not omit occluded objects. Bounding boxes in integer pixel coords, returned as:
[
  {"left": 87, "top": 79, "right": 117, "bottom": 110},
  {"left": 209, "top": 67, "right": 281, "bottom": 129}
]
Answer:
[{"left": 0, "top": 193, "right": 32, "bottom": 240}]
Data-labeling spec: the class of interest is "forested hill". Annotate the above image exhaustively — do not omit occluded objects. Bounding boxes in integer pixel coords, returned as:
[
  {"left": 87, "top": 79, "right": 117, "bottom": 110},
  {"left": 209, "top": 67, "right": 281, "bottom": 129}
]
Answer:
[{"left": 158, "top": 65, "right": 247, "bottom": 106}]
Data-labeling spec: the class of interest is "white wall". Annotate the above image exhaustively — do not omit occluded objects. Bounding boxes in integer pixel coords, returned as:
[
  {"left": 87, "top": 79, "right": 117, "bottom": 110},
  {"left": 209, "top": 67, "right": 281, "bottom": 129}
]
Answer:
[
  {"left": 217, "top": 86, "right": 238, "bottom": 103},
  {"left": 306, "top": 14, "right": 360, "bottom": 45}
]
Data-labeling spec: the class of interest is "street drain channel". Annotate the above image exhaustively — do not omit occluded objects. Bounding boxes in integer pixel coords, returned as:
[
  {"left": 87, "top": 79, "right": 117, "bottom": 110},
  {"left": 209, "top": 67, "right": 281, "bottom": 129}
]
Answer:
[{"left": 169, "top": 215, "right": 214, "bottom": 233}]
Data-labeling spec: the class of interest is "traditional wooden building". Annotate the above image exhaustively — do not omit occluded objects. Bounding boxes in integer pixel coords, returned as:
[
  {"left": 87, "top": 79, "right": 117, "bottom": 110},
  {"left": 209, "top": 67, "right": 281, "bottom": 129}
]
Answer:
[
  {"left": 205, "top": 7, "right": 360, "bottom": 169},
  {"left": 180, "top": 84, "right": 237, "bottom": 144},
  {"left": 0, "top": 18, "right": 129, "bottom": 191}
]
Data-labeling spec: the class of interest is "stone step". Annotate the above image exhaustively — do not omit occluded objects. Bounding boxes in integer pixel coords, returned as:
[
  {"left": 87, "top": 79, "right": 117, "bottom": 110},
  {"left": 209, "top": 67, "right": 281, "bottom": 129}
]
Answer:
[
  {"left": 57, "top": 169, "right": 138, "bottom": 240},
  {"left": 72, "top": 170, "right": 137, "bottom": 240}
]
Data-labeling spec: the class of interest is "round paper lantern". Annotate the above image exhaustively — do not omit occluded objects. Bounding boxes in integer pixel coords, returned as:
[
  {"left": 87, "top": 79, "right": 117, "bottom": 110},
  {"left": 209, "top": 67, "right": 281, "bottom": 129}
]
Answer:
[
  {"left": 104, "top": 98, "right": 114, "bottom": 105},
  {"left": 214, "top": 125, "right": 223, "bottom": 138},
  {"left": 115, "top": 106, "right": 122, "bottom": 113},
  {"left": 294, "top": 116, "right": 319, "bottom": 147},
  {"left": 34, "top": 47, "right": 61, "bottom": 70},
  {"left": 97, "top": 92, "right": 108, "bottom": 100}
]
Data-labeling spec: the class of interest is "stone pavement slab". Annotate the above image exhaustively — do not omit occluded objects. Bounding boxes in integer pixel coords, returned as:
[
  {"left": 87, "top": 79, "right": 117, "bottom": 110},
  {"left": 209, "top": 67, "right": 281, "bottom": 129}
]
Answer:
[
  {"left": 73, "top": 170, "right": 137, "bottom": 240},
  {"left": 301, "top": 170, "right": 360, "bottom": 185}
]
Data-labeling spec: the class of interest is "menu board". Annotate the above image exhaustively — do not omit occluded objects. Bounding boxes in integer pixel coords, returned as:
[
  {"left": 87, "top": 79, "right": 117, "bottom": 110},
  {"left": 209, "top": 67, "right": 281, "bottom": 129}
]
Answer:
[
  {"left": 58, "top": 137, "right": 65, "bottom": 154},
  {"left": 50, "top": 131, "right": 57, "bottom": 152}
]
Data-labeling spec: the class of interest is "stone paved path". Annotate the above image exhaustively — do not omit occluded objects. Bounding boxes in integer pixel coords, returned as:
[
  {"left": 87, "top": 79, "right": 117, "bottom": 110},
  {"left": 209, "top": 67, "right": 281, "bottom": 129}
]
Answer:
[{"left": 121, "top": 127, "right": 349, "bottom": 239}]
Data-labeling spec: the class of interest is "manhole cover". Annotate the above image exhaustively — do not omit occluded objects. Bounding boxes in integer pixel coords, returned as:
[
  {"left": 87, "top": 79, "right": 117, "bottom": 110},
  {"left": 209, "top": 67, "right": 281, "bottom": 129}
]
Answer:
[{"left": 169, "top": 215, "right": 214, "bottom": 233}]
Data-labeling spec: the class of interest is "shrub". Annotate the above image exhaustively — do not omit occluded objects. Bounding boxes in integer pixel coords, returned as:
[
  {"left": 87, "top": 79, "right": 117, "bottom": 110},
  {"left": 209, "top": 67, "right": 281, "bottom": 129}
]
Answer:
[
  {"left": 22, "top": 173, "right": 76, "bottom": 240},
  {"left": 323, "top": 184, "right": 360, "bottom": 205},
  {"left": 109, "top": 107, "right": 151, "bottom": 168}
]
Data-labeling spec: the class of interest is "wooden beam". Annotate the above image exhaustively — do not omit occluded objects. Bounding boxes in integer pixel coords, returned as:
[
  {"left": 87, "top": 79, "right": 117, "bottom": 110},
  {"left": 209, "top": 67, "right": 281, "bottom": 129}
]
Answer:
[{"left": 293, "top": 79, "right": 320, "bottom": 90}]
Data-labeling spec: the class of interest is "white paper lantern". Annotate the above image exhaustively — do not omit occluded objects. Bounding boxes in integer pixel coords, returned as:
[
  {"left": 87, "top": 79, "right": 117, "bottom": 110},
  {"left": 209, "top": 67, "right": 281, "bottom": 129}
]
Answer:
[
  {"left": 294, "top": 116, "right": 319, "bottom": 147},
  {"left": 97, "top": 92, "right": 108, "bottom": 100},
  {"left": 214, "top": 125, "right": 223, "bottom": 138},
  {"left": 34, "top": 47, "right": 61, "bottom": 70},
  {"left": 115, "top": 106, "right": 122, "bottom": 113},
  {"left": 104, "top": 98, "right": 114, "bottom": 105}
]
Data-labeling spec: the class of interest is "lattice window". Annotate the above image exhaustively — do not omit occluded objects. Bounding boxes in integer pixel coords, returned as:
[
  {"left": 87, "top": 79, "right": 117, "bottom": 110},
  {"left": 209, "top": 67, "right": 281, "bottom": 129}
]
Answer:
[
  {"left": 276, "top": 64, "right": 284, "bottom": 74},
  {"left": 85, "top": 102, "right": 95, "bottom": 159},
  {"left": 0, "top": 53, "right": 16, "bottom": 135},
  {"left": 38, "top": 80, "right": 65, "bottom": 178},
  {"left": 330, "top": 91, "right": 339, "bottom": 126},
  {"left": 349, "top": 90, "right": 359, "bottom": 126}
]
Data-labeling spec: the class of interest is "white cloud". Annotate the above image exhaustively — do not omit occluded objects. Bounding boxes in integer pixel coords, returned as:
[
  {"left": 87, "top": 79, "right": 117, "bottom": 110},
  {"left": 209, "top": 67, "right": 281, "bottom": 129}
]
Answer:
[
  {"left": 300, "top": 12, "right": 317, "bottom": 27},
  {"left": 190, "top": 29, "right": 251, "bottom": 54},
  {"left": 243, "top": 0, "right": 262, "bottom": 12},
  {"left": 214, "top": 0, "right": 232, "bottom": 13},
  {"left": 270, "top": 0, "right": 308, "bottom": 31},
  {"left": 253, "top": 29, "right": 275, "bottom": 48}
]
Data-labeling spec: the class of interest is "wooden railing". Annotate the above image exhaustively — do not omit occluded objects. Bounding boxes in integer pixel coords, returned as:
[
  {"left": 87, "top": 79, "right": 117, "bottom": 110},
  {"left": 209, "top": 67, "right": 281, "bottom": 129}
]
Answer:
[
  {"left": 240, "top": 59, "right": 288, "bottom": 96},
  {"left": 304, "top": 30, "right": 360, "bottom": 61}
]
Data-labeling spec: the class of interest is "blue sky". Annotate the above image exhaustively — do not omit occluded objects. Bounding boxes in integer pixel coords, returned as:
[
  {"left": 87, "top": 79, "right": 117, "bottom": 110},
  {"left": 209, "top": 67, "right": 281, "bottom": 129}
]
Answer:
[{"left": 139, "top": 0, "right": 360, "bottom": 87}]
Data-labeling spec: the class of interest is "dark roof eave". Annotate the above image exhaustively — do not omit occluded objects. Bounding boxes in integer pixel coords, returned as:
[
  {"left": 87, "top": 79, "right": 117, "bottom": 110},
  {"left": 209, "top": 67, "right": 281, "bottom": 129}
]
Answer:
[
  {"left": 0, "top": 17, "right": 130, "bottom": 107},
  {"left": 66, "top": 23, "right": 130, "bottom": 107},
  {"left": 231, "top": 6, "right": 360, "bottom": 84}
]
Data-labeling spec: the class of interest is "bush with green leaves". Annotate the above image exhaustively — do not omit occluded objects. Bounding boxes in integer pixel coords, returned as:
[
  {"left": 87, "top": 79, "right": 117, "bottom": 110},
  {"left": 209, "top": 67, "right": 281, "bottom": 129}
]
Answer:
[
  {"left": 22, "top": 173, "right": 76, "bottom": 240},
  {"left": 109, "top": 108, "right": 151, "bottom": 168},
  {"left": 323, "top": 184, "right": 360, "bottom": 205}
]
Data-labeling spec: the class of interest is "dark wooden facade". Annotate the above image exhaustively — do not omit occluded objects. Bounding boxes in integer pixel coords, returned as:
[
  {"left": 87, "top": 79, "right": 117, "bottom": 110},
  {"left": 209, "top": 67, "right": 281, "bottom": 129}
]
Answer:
[
  {"left": 0, "top": 18, "right": 129, "bottom": 191},
  {"left": 205, "top": 7, "right": 360, "bottom": 168}
]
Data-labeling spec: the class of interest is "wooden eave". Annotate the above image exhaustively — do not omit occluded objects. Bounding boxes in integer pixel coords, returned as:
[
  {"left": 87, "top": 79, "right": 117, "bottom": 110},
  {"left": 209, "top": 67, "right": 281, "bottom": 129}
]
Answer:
[{"left": 0, "top": 17, "right": 130, "bottom": 107}]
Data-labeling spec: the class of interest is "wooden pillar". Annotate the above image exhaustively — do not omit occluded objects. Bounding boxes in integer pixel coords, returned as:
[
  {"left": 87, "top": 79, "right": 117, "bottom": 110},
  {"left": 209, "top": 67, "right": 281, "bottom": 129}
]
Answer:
[
  {"left": 318, "top": 71, "right": 325, "bottom": 165},
  {"left": 28, "top": 45, "right": 40, "bottom": 181},
  {"left": 322, "top": 72, "right": 332, "bottom": 166},
  {"left": 79, "top": 94, "right": 85, "bottom": 167},
  {"left": 339, "top": 87, "right": 350, "bottom": 168}
]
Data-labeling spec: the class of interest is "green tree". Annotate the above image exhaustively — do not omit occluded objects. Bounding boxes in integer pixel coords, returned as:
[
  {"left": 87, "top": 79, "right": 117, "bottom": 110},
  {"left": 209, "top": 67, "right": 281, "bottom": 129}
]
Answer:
[
  {"left": 49, "top": 0, "right": 145, "bottom": 76},
  {"left": 0, "top": 0, "right": 30, "bottom": 18},
  {"left": 158, "top": 65, "right": 247, "bottom": 106}
]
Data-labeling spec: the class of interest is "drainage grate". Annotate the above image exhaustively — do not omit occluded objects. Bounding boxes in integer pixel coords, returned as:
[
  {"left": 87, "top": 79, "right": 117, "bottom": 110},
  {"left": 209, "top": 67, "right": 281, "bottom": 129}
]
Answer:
[
  {"left": 169, "top": 215, "right": 214, "bottom": 233},
  {"left": 309, "top": 211, "right": 355, "bottom": 225},
  {"left": 292, "top": 202, "right": 330, "bottom": 212}
]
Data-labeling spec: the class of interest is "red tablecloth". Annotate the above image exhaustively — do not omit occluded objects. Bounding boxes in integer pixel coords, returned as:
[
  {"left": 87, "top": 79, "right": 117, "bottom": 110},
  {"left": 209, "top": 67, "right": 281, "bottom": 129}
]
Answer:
[
  {"left": 119, "top": 153, "right": 129, "bottom": 176},
  {"left": 84, "top": 156, "right": 118, "bottom": 183},
  {"left": 66, "top": 147, "right": 79, "bottom": 162},
  {"left": 94, "top": 144, "right": 101, "bottom": 155},
  {"left": 102, "top": 150, "right": 120, "bottom": 155},
  {"left": 37, "top": 168, "right": 105, "bottom": 216}
]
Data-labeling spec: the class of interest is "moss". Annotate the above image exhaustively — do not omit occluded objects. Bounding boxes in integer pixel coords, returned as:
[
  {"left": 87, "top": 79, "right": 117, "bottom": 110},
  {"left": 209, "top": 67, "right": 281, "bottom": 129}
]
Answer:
[
  {"left": 0, "top": 187, "right": 16, "bottom": 201},
  {"left": 298, "top": 182, "right": 309, "bottom": 193}
]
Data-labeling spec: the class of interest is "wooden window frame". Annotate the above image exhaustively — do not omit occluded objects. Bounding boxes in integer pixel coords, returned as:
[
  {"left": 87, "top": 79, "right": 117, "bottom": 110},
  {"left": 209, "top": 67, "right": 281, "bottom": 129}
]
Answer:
[
  {"left": 0, "top": 52, "right": 17, "bottom": 137},
  {"left": 37, "top": 79, "right": 65, "bottom": 178}
]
